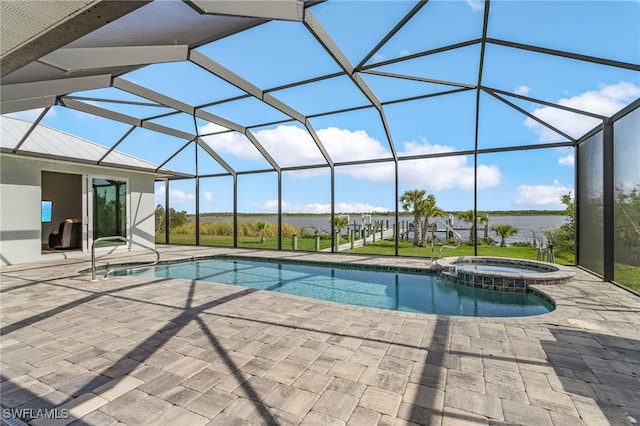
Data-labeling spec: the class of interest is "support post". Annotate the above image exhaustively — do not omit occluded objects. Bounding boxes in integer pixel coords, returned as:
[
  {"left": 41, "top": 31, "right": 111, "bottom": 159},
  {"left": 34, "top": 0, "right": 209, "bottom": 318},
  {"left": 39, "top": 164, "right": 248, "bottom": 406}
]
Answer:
[{"left": 603, "top": 119, "right": 614, "bottom": 281}]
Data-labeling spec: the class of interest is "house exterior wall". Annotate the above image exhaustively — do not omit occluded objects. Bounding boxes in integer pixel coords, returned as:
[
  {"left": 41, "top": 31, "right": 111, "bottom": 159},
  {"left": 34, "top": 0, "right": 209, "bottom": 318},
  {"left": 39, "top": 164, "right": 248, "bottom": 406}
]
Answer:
[{"left": 0, "top": 154, "right": 156, "bottom": 266}]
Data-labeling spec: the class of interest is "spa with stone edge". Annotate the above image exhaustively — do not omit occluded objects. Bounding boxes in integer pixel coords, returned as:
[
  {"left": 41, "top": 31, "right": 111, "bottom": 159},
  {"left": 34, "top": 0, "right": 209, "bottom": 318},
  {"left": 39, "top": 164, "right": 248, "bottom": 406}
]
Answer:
[{"left": 436, "top": 256, "right": 576, "bottom": 290}]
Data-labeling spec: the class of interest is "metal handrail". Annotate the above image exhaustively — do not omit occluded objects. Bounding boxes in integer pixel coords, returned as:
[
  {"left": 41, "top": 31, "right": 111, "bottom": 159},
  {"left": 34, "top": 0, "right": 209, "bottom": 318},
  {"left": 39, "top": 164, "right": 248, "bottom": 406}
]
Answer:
[
  {"left": 91, "top": 236, "right": 160, "bottom": 281},
  {"left": 430, "top": 220, "right": 463, "bottom": 261}
]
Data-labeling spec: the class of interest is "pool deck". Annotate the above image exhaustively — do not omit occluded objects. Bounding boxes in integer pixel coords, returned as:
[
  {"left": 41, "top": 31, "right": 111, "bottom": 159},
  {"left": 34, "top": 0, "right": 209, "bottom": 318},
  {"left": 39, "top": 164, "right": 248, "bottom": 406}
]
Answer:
[{"left": 1, "top": 245, "right": 639, "bottom": 426}]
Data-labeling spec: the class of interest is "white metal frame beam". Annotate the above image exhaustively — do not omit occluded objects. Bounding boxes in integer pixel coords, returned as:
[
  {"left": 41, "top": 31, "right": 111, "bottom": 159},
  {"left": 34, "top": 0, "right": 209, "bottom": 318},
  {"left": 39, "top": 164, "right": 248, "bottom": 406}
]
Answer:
[
  {"left": 1, "top": 74, "right": 112, "bottom": 112},
  {"left": 196, "top": 110, "right": 245, "bottom": 133},
  {"left": 196, "top": 137, "right": 236, "bottom": 176},
  {"left": 303, "top": 10, "right": 397, "bottom": 160},
  {"left": 39, "top": 45, "right": 189, "bottom": 73},
  {"left": 61, "top": 98, "right": 142, "bottom": 127},
  {"left": 186, "top": 0, "right": 304, "bottom": 22},
  {"left": 113, "top": 77, "right": 193, "bottom": 115},
  {"left": 190, "top": 50, "right": 334, "bottom": 167},
  {"left": 0, "top": 96, "right": 56, "bottom": 115},
  {"left": 113, "top": 75, "right": 280, "bottom": 171}
]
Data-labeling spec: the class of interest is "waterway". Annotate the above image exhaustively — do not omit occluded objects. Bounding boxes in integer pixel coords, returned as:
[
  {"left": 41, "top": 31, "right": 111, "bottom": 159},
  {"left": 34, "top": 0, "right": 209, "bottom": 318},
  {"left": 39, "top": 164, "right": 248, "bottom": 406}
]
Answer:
[{"left": 198, "top": 214, "right": 568, "bottom": 245}]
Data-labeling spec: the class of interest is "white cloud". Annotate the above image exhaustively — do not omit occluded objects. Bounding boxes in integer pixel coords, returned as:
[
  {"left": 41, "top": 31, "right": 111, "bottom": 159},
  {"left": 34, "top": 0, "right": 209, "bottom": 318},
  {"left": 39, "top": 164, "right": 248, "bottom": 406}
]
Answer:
[
  {"left": 525, "top": 81, "right": 640, "bottom": 142},
  {"left": 261, "top": 199, "right": 391, "bottom": 214},
  {"left": 205, "top": 123, "right": 391, "bottom": 173},
  {"left": 334, "top": 202, "right": 390, "bottom": 213},
  {"left": 318, "top": 126, "right": 390, "bottom": 162},
  {"left": 515, "top": 85, "right": 531, "bottom": 96},
  {"left": 200, "top": 123, "right": 263, "bottom": 159},
  {"left": 154, "top": 184, "right": 196, "bottom": 205},
  {"left": 199, "top": 122, "right": 229, "bottom": 134},
  {"left": 154, "top": 184, "right": 165, "bottom": 206},
  {"left": 357, "top": 137, "right": 502, "bottom": 191},
  {"left": 466, "top": 0, "right": 484, "bottom": 11},
  {"left": 202, "top": 191, "right": 213, "bottom": 202},
  {"left": 255, "top": 125, "right": 325, "bottom": 166},
  {"left": 200, "top": 123, "right": 390, "bottom": 170},
  {"left": 558, "top": 154, "right": 574, "bottom": 167},
  {"left": 196, "top": 124, "right": 501, "bottom": 192},
  {"left": 169, "top": 189, "right": 196, "bottom": 203},
  {"left": 514, "top": 180, "right": 573, "bottom": 206},
  {"left": 399, "top": 49, "right": 411, "bottom": 57}
]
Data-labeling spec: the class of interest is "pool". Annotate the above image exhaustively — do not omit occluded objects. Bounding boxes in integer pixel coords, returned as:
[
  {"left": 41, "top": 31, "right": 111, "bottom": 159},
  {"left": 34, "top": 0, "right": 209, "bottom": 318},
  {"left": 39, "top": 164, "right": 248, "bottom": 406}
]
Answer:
[
  {"left": 114, "top": 257, "right": 554, "bottom": 317},
  {"left": 437, "top": 256, "right": 575, "bottom": 290}
]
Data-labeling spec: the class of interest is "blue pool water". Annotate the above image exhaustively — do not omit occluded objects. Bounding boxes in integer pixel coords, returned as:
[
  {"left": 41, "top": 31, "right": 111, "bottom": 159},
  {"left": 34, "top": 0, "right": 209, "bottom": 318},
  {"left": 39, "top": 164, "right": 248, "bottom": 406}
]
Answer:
[{"left": 117, "top": 258, "right": 554, "bottom": 317}]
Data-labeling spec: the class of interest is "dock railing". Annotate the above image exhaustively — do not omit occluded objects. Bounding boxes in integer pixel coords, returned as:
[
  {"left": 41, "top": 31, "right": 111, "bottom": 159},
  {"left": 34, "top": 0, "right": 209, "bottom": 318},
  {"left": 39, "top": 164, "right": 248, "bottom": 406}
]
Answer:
[
  {"left": 430, "top": 220, "right": 463, "bottom": 261},
  {"left": 91, "top": 236, "right": 160, "bottom": 281}
]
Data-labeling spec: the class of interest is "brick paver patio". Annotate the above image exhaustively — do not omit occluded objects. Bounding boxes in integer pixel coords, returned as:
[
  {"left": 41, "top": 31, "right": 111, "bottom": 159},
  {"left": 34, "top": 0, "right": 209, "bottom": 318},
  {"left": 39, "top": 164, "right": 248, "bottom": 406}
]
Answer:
[{"left": 1, "top": 246, "right": 639, "bottom": 425}]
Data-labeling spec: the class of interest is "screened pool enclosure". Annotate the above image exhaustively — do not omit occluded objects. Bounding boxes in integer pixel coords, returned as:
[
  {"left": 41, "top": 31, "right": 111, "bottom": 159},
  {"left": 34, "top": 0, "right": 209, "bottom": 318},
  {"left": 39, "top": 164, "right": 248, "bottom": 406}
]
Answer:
[{"left": 1, "top": 1, "right": 639, "bottom": 290}]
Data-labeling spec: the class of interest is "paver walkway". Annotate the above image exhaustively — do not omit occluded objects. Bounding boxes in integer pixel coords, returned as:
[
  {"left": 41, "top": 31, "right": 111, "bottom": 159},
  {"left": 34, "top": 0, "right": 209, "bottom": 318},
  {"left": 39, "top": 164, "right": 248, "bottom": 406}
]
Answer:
[{"left": 1, "top": 245, "right": 639, "bottom": 425}]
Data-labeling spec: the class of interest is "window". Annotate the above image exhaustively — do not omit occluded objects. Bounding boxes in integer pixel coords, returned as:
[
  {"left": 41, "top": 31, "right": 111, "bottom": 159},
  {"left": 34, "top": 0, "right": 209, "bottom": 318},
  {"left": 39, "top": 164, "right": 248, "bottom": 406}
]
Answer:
[{"left": 93, "top": 179, "right": 127, "bottom": 240}]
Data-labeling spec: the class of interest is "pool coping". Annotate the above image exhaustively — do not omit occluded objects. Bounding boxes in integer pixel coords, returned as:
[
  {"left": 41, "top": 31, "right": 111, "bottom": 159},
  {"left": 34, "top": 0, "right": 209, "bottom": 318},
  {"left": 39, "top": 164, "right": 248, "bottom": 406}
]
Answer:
[
  {"left": 436, "top": 256, "right": 575, "bottom": 290},
  {"left": 92, "top": 252, "right": 556, "bottom": 317},
  {"left": 82, "top": 252, "right": 441, "bottom": 277}
]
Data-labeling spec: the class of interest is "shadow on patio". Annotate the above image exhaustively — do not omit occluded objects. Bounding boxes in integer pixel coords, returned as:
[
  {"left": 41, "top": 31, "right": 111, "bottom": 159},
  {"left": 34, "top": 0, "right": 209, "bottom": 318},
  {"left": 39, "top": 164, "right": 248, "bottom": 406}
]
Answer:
[
  {"left": 542, "top": 327, "right": 640, "bottom": 425},
  {"left": 0, "top": 276, "right": 285, "bottom": 424}
]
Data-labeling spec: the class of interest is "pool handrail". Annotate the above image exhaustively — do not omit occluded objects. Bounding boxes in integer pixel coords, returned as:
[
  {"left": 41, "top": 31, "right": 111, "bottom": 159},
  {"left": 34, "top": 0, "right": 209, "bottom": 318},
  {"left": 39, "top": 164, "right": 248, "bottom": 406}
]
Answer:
[
  {"left": 431, "top": 220, "right": 463, "bottom": 260},
  {"left": 91, "top": 236, "right": 160, "bottom": 281}
]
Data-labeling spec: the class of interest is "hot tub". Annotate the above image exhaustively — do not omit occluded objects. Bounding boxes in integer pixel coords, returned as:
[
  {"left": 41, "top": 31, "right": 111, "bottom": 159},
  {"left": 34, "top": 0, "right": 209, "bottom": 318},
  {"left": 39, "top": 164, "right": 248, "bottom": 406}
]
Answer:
[{"left": 437, "top": 256, "right": 575, "bottom": 291}]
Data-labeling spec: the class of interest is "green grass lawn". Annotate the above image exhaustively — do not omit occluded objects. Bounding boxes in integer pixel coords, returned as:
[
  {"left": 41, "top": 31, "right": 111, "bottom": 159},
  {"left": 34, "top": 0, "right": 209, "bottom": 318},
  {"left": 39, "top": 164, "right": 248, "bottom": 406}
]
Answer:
[
  {"left": 158, "top": 234, "right": 576, "bottom": 263},
  {"left": 614, "top": 263, "right": 640, "bottom": 293},
  {"left": 157, "top": 234, "right": 333, "bottom": 251},
  {"left": 344, "top": 239, "right": 576, "bottom": 263}
]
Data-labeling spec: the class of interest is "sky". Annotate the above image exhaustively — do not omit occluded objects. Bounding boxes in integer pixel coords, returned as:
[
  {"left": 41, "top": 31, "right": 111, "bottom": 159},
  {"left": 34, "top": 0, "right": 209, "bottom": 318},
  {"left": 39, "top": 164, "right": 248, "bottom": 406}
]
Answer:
[{"left": 7, "top": 0, "right": 640, "bottom": 214}]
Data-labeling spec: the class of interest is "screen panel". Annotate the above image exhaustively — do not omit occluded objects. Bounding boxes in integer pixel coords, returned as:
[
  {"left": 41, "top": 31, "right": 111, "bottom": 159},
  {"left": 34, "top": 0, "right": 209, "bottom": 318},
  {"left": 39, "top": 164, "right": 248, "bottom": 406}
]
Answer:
[
  {"left": 577, "top": 131, "right": 604, "bottom": 275},
  {"left": 613, "top": 107, "right": 640, "bottom": 290}
]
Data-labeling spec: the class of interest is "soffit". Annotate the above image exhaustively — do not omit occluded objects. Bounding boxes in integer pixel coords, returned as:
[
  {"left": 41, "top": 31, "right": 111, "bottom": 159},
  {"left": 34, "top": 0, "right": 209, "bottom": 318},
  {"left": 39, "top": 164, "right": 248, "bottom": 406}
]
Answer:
[
  {"left": 1, "top": 0, "right": 267, "bottom": 84},
  {"left": 0, "top": 0, "right": 98, "bottom": 57}
]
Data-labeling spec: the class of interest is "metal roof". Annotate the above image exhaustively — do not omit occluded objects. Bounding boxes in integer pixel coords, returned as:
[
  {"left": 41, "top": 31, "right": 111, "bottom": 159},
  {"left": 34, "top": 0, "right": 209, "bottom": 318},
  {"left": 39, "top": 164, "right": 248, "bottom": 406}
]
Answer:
[{"left": 1, "top": 116, "right": 173, "bottom": 174}]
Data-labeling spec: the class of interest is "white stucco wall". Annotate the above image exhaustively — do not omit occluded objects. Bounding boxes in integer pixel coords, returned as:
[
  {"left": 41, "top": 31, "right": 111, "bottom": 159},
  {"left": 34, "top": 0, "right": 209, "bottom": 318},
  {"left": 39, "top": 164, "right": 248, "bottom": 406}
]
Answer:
[
  {"left": 0, "top": 155, "right": 41, "bottom": 266},
  {"left": 0, "top": 154, "right": 156, "bottom": 266}
]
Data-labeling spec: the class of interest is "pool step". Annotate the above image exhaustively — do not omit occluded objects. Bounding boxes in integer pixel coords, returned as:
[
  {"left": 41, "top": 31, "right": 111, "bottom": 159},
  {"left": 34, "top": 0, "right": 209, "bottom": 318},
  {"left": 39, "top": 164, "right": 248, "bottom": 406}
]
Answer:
[{"left": 434, "top": 260, "right": 457, "bottom": 281}]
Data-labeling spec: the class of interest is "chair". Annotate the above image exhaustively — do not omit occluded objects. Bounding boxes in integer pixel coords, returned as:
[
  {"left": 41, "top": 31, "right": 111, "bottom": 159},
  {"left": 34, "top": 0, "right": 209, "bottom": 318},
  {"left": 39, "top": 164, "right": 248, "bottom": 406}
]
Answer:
[{"left": 49, "top": 219, "right": 82, "bottom": 249}]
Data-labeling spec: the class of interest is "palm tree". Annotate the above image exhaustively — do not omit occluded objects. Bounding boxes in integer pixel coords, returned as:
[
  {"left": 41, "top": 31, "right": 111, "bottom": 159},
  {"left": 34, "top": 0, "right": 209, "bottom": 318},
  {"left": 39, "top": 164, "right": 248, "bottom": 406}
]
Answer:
[
  {"left": 458, "top": 210, "right": 490, "bottom": 243},
  {"left": 492, "top": 224, "right": 518, "bottom": 247},
  {"left": 419, "top": 194, "right": 445, "bottom": 246},
  {"left": 478, "top": 212, "right": 490, "bottom": 239},
  {"left": 256, "top": 220, "right": 270, "bottom": 243},
  {"left": 457, "top": 210, "right": 475, "bottom": 244},
  {"left": 400, "top": 189, "right": 427, "bottom": 246},
  {"left": 332, "top": 215, "right": 349, "bottom": 241}
]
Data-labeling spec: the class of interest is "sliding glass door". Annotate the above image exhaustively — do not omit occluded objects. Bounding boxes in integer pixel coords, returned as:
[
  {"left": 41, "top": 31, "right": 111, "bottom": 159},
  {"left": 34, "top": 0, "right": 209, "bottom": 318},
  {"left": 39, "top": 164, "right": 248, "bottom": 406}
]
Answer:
[{"left": 92, "top": 178, "right": 127, "bottom": 240}]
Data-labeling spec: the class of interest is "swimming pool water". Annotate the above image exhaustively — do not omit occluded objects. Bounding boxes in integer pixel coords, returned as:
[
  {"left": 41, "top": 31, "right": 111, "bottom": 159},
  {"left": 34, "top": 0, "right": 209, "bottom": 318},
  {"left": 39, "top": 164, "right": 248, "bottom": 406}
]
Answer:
[{"left": 117, "top": 258, "right": 554, "bottom": 317}]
